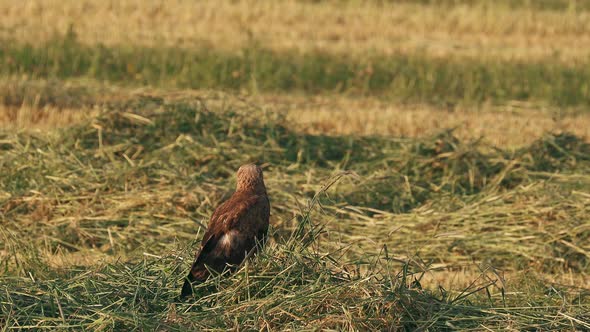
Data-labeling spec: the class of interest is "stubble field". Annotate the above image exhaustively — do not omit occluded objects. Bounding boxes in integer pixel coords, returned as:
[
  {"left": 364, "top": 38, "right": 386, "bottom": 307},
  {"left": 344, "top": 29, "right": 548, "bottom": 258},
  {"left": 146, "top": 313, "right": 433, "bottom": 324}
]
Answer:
[{"left": 1, "top": 0, "right": 589, "bottom": 330}]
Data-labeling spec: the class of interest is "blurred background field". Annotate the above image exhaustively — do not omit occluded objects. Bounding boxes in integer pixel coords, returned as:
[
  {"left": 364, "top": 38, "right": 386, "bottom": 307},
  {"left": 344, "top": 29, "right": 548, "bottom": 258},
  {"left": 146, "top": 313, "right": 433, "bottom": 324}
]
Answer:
[{"left": 1, "top": 0, "right": 589, "bottom": 330}]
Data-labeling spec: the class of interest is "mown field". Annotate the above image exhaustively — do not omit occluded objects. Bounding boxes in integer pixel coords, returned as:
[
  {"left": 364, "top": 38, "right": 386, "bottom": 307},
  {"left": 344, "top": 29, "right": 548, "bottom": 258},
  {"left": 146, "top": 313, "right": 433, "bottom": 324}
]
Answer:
[{"left": 1, "top": 0, "right": 589, "bottom": 330}]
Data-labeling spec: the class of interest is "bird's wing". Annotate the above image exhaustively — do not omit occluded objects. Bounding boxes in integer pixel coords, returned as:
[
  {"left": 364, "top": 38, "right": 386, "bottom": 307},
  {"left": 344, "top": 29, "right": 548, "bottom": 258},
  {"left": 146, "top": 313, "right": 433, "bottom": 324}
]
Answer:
[{"left": 189, "top": 193, "right": 262, "bottom": 279}]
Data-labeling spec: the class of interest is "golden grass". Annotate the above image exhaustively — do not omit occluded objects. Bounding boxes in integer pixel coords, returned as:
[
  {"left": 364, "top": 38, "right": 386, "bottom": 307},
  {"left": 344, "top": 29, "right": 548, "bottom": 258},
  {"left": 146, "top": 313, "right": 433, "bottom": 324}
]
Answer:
[
  {"left": 2, "top": 0, "right": 590, "bottom": 62},
  {"left": 1, "top": 89, "right": 588, "bottom": 147},
  {"left": 17, "top": 246, "right": 590, "bottom": 293},
  {"left": 281, "top": 97, "right": 590, "bottom": 147},
  {"left": 421, "top": 268, "right": 590, "bottom": 293},
  {"left": 3, "top": 158, "right": 588, "bottom": 294},
  {"left": 0, "top": 105, "right": 98, "bottom": 130},
  {"left": 2, "top": 87, "right": 589, "bottom": 329}
]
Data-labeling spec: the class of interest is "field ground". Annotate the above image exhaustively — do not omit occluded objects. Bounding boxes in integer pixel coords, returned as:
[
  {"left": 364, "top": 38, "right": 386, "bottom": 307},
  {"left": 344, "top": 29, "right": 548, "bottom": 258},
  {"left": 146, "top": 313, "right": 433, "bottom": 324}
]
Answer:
[
  {"left": 3, "top": 0, "right": 590, "bottom": 62},
  {"left": 1, "top": 0, "right": 590, "bottom": 330}
]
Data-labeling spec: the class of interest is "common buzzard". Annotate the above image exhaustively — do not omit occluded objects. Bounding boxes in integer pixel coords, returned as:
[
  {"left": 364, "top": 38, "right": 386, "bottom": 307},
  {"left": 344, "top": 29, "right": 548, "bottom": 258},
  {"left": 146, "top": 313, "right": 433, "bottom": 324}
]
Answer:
[{"left": 181, "top": 164, "right": 270, "bottom": 297}]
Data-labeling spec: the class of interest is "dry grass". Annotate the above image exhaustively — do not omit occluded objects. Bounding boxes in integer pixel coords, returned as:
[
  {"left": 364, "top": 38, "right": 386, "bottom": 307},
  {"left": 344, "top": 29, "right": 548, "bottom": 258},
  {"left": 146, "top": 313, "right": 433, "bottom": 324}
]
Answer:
[
  {"left": 1, "top": 80, "right": 588, "bottom": 147},
  {"left": 0, "top": 105, "right": 98, "bottom": 130},
  {"left": 1, "top": 91, "right": 589, "bottom": 329},
  {"left": 267, "top": 95, "right": 589, "bottom": 146},
  {"left": 2, "top": 0, "right": 590, "bottom": 62},
  {"left": 2, "top": 1, "right": 589, "bottom": 328},
  {"left": 420, "top": 268, "right": 589, "bottom": 293},
  {"left": 2, "top": 88, "right": 589, "bottom": 329}
]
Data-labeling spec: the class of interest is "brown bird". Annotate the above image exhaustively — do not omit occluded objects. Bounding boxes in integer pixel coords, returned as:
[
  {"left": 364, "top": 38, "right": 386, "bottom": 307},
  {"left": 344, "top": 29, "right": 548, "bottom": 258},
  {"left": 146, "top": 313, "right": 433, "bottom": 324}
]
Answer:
[{"left": 181, "top": 164, "right": 270, "bottom": 297}]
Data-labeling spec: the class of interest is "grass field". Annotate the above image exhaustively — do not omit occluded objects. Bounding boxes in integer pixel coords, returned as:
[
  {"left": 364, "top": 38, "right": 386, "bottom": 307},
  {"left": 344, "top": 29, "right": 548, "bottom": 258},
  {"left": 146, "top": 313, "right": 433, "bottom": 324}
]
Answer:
[{"left": 1, "top": 0, "right": 590, "bottom": 330}]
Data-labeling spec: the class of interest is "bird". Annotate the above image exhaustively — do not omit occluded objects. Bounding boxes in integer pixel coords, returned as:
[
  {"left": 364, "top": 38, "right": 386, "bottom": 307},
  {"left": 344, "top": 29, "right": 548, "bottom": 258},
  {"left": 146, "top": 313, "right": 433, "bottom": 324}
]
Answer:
[{"left": 181, "top": 164, "right": 270, "bottom": 298}]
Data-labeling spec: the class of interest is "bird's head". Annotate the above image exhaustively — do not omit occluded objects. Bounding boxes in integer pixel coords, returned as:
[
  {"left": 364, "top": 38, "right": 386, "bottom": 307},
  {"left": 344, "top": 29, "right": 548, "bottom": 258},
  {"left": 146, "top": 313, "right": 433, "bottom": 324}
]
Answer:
[{"left": 236, "top": 164, "right": 266, "bottom": 193}]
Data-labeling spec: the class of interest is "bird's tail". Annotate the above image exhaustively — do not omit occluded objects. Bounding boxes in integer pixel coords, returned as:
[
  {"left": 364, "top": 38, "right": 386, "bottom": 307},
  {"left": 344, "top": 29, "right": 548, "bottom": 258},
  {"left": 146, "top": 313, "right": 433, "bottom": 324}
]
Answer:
[
  {"left": 180, "top": 273, "right": 195, "bottom": 298},
  {"left": 180, "top": 262, "right": 213, "bottom": 299}
]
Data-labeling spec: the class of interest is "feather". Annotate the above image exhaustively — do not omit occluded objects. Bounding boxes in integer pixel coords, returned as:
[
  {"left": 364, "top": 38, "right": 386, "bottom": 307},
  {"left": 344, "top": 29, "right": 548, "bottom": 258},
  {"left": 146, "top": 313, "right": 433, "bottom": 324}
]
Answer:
[{"left": 181, "top": 164, "right": 270, "bottom": 298}]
